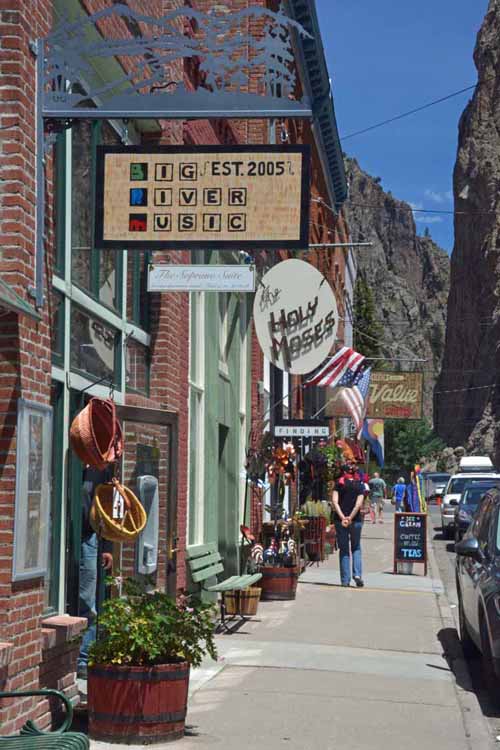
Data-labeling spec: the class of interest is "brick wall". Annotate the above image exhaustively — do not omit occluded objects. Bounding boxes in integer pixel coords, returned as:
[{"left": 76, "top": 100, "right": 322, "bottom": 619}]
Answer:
[{"left": 0, "top": 0, "right": 55, "bottom": 735}]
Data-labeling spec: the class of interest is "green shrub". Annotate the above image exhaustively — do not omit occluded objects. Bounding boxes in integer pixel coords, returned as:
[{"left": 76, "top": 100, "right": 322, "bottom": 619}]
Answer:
[{"left": 89, "top": 577, "right": 217, "bottom": 668}]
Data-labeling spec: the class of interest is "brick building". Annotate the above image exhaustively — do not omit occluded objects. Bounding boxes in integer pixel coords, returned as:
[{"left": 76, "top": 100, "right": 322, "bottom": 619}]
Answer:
[{"left": 0, "top": 0, "right": 351, "bottom": 733}]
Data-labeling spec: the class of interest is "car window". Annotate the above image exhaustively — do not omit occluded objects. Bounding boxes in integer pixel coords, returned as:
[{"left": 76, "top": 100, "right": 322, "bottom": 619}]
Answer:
[
  {"left": 449, "top": 477, "right": 499, "bottom": 494},
  {"left": 477, "top": 497, "right": 493, "bottom": 551},
  {"left": 428, "top": 474, "right": 450, "bottom": 482},
  {"left": 461, "top": 484, "right": 499, "bottom": 506}
]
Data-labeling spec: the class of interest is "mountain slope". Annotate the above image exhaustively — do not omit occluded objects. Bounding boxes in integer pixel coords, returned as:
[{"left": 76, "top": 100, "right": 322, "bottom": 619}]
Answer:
[
  {"left": 435, "top": 0, "right": 500, "bottom": 458},
  {"left": 344, "top": 158, "right": 450, "bottom": 419}
]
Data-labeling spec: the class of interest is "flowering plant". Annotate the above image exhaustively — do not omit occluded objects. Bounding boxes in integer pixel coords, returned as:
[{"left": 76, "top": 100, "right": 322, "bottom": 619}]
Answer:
[{"left": 89, "top": 577, "right": 217, "bottom": 668}]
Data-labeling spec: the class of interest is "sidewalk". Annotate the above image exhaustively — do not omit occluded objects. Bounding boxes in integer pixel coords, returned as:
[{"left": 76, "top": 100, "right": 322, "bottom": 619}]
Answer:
[{"left": 92, "top": 512, "right": 491, "bottom": 750}]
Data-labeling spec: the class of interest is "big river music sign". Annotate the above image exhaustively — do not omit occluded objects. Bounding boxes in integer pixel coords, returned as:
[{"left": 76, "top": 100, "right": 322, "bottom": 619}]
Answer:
[
  {"left": 325, "top": 371, "right": 423, "bottom": 421},
  {"left": 95, "top": 145, "right": 310, "bottom": 250}
]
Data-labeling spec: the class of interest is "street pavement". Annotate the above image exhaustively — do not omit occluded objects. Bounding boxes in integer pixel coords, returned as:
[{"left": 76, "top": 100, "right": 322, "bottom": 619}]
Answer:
[{"left": 91, "top": 507, "right": 494, "bottom": 750}]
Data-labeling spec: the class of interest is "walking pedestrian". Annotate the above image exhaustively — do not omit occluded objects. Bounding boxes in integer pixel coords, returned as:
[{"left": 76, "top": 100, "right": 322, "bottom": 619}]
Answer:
[
  {"left": 332, "top": 464, "right": 366, "bottom": 588},
  {"left": 392, "top": 477, "right": 406, "bottom": 513},
  {"left": 368, "top": 471, "right": 387, "bottom": 524}
]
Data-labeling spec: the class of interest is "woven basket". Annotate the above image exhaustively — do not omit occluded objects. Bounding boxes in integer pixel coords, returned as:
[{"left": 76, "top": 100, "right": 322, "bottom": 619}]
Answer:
[
  {"left": 90, "top": 480, "right": 147, "bottom": 543},
  {"left": 70, "top": 398, "right": 123, "bottom": 470}
]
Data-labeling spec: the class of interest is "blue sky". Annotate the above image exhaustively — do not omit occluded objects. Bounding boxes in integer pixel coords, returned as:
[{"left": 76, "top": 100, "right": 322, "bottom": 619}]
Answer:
[{"left": 316, "top": 0, "right": 489, "bottom": 252}]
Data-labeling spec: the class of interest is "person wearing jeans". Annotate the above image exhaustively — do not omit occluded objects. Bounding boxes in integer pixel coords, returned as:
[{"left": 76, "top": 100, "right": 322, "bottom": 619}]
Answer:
[
  {"left": 77, "top": 467, "right": 113, "bottom": 679},
  {"left": 332, "top": 464, "right": 366, "bottom": 588}
]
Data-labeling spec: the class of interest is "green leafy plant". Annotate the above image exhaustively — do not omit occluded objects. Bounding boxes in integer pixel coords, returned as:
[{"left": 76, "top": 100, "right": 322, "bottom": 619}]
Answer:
[{"left": 89, "top": 577, "right": 217, "bottom": 668}]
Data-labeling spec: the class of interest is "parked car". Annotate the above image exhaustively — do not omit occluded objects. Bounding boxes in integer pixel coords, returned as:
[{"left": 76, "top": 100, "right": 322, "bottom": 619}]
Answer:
[
  {"left": 441, "top": 457, "right": 500, "bottom": 538},
  {"left": 455, "top": 486, "right": 500, "bottom": 701},
  {"left": 454, "top": 480, "right": 500, "bottom": 542},
  {"left": 424, "top": 472, "right": 450, "bottom": 503}
]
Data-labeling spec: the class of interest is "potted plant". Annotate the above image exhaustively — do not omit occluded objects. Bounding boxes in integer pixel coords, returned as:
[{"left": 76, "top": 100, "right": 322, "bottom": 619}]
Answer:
[{"left": 87, "top": 577, "right": 217, "bottom": 744}]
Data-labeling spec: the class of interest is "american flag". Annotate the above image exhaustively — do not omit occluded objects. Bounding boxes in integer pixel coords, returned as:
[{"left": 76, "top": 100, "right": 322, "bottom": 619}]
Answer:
[
  {"left": 304, "top": 347, "right": 365, "bottom": 389},
  {"left": 341, "top": 366, "right": 372, "bottom": 438}
]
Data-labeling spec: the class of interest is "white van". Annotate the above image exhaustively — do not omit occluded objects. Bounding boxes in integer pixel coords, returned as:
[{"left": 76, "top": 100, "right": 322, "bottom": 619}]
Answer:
[{"left": 441, "top": 457, "right": 500, "bottom": 538}]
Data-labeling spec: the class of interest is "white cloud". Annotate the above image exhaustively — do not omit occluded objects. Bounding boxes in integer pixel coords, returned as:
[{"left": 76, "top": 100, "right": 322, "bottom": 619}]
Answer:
[
  {"left": 424, "top": 189, "right": 453, "bottom": 204},
  {"left": 409, "top": 201, "right": 423, "bottom": 211},
  {"left": 414, "top": 215, "right": 443, "bottom": 224}
]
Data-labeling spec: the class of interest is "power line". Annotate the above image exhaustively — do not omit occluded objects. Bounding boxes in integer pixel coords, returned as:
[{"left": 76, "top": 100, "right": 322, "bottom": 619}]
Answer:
[{"left": 341, "top": 78, "right": 495, "bottom": 141}]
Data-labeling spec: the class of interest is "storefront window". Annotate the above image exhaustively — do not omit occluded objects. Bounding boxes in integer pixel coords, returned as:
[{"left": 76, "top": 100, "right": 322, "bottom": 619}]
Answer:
[
  {"left": 127, "top": 250, "right": 150, "bottom": 331},
  {"left": 71, "top": 120, "right": 122, "bottom": 312},
  {"left": 46, "top": 382, "right": 63, "bottom": 612},
  {"left": 70, "top": 306, "right": 119, "bottom": 383},
  {"left": 71, "top": 120, "right": 93, "bottom": 292},
  {"left": 51, "top": 289, "right": 64, "bottom": 366},
  {"left": 126, "top": 339, "right": 150, "bottom": 395},
  {"left": 99, "top": 249, "right": 119, "bottom": 309}
]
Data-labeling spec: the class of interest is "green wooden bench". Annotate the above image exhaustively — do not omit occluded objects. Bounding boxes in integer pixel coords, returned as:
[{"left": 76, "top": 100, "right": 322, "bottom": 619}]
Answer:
[
  {"left": 0, "top": 689, "right": 88, "bottom": 750},
  {"left": 186, "top": 542, "right": 262, "bottom": 632}
]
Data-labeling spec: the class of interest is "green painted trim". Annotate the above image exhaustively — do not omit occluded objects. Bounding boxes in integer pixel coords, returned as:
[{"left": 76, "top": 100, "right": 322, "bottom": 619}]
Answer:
[
  {"left": 0, "top": 277, "right": 40, "bottom": 320},
  {"left": 46, "top": 381, "right": 64, "bottom": 614}
]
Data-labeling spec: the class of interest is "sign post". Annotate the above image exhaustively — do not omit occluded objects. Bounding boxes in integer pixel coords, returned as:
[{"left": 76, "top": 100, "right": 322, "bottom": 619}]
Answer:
[{"left": 393, "top": 512, "right": 427, "bottom": 576}]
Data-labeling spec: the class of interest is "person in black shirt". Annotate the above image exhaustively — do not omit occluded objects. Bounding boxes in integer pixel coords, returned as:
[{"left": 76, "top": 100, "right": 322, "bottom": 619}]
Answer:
[{"left": 332, "top": 464, "right": 365, "bottom": 588}]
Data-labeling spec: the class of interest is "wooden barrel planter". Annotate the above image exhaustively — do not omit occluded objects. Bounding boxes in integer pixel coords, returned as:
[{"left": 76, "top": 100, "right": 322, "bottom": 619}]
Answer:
[
  {"left": 88, "top": 661, "right": 190, "bottom": 744},
  {"left": 225, "top": 587, "right": 261, "bottom": 616},
  {"left": 260, "top": 566, "right": 299, "bottom": 601}
]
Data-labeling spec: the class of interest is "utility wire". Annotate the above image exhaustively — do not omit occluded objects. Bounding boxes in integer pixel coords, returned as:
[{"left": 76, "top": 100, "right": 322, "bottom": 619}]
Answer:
[{"left": 341, "top": 77, "right": 496, "bottom": 141}]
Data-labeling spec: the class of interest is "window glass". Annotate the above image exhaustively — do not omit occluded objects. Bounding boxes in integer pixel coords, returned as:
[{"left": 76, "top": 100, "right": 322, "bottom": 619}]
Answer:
[
  {"left": 126, "top": 339, "right": 150, "bottom": 395},
  {"left": 71, "top": 120, "right": 93, "bottom": 291},
  {"left": 46, "top": 382, "right": 63, "bottom": 612},
  {"left": 50, "top": 289, "right": 64, "bottom": 364},
  {"left": 99, "top": 249, "right": 119, "bottom": 309},
  {"left": 126, "top": 251, "right": 150, "bottom": 330},
  {"left": 54, "top": 132, "right": 66, "bottom": 276},
  {"left": 70, "top": 306, "right": 118, "bottom": 383}
]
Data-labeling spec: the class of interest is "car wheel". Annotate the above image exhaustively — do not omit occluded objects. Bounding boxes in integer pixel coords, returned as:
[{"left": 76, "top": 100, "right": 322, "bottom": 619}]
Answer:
[
  {"left": 480, "top": 613, "right": 500, "bottom": 707},
  {"left": 441, "top": 523, "right": 448, "bottom": 539},
  {"left": 458, "top": 588, "right": 477, "bottom": 657}
]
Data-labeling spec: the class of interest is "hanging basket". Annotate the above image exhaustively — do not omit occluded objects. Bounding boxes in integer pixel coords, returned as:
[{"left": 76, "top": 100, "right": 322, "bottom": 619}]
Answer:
[
  {"left": 69, "top": 397, "right": 123, "bottom": 470},
  {"left": 90, "top": 480, "right": 147, "bottom": 543}
]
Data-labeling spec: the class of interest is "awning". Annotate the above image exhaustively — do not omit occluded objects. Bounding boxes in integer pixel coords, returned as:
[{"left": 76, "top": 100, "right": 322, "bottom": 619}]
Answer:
[{"left": 0, "top": 277, "right": 40, "bottom": 320}]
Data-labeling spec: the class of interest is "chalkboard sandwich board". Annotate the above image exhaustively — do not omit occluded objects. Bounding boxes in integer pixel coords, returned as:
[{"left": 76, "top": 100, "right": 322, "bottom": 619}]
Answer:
[{"left": 393, "top": 512, "right": 427, "bottom": 575}]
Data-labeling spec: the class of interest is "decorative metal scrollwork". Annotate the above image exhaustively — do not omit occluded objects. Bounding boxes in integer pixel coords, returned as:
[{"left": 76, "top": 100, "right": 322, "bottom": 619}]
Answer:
[{"left": 42, "top": 3, "right": 312, "bottom": 116}]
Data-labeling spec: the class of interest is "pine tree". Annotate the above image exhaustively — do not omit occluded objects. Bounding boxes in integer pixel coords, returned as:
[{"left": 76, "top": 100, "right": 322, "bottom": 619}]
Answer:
[{"left": 353, "top": 276, "right": 383, "bottom": 360}]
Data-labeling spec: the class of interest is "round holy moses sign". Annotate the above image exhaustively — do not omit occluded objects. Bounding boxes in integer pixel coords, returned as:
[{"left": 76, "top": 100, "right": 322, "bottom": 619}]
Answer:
[{"left": 253, "top": 259, "right": 339, "bottom": 374}]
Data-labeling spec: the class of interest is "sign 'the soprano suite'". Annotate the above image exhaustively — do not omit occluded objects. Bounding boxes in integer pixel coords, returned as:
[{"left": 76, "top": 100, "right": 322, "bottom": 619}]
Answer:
[{"left": 253, "top": 259, "right": 338, "bottom": 374}]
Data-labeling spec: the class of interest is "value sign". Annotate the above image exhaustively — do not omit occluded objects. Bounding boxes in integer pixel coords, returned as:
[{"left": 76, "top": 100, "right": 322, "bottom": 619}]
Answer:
[
  {"left": 324, "top": 370, "right": 424, "bottom": 421},
  {"left": 253, "top": 259, "right": 339, "bottom": 374},
  {"left": 95, "top": 145, "right": 311, "bottom": 250}
]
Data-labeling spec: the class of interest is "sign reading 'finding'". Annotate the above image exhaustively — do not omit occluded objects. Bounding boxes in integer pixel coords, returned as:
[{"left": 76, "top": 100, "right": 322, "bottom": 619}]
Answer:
[{"left": 95, "top": 146, "right": 311, "bottom": 250}]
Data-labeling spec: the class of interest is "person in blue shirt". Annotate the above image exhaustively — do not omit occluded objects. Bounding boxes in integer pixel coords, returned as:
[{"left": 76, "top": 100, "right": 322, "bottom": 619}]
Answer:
[{"left": 392, "top": 477, "right": 406, "bottom": 512}]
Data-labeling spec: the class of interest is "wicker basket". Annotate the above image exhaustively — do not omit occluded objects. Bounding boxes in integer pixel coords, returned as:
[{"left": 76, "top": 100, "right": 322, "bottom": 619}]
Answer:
[
  {"left": 90, "top": 479, "right": 147, "bottom": 543},
  {"left": 224, "top": 587, "right": 261, "bottom": 616},
  {"left": 70, "top": 397, "right": 123, "bottom": 470}
]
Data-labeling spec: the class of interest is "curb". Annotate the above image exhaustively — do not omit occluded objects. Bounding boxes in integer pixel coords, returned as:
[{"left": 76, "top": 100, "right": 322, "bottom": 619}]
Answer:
[{"left": 427, "top": 530, "right": 494, "bottom": 750}]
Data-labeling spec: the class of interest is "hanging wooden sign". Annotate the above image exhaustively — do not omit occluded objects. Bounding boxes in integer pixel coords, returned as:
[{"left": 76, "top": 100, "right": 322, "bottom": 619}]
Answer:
[{"left": 95, "top": 145, "right": 311, "bottom": 250}]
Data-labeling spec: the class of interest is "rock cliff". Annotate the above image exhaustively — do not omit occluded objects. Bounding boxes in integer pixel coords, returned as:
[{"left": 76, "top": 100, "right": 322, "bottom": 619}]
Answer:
[
  {"left": 434, "top": 0, "right": 500, "bottom": 460},
  {"left": 344, "top": 158, "right": 450, "bottom": 420}
]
